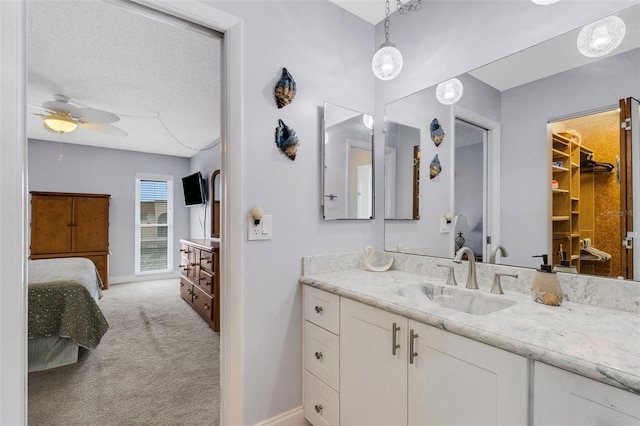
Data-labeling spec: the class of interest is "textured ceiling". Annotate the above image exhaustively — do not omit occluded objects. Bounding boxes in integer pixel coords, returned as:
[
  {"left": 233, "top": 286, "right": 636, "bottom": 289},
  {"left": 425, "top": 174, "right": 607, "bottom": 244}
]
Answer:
[{"left": 27, "top": 0, "right": 221, "bottom": 158}]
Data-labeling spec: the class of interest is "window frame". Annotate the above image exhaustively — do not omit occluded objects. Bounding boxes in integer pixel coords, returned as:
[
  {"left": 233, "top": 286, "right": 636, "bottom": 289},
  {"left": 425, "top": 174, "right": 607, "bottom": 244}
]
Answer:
[{"left": 135, "top": 173, "right": 174, "bottom": 275}]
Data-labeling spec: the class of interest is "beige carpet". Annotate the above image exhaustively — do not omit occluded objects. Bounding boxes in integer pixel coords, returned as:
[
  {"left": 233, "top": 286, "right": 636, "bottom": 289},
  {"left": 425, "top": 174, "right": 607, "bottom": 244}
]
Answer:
[{"left": 28, "top": 279, "right": 220, "bottom": 425}]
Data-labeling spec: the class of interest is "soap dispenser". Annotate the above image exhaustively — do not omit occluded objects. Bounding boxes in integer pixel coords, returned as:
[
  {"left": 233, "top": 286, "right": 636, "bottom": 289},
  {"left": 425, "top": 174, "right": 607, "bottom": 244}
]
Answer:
[
  {"left": 552, "top": 245, "right": 578, "bottom": 274},
  {"left": 531, "top": 254, "right": 563, "bottom": 306}
]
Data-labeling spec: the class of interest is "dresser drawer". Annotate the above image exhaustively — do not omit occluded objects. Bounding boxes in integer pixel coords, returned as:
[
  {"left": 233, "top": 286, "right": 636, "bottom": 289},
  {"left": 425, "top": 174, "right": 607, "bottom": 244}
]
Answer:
[
  {"left": 304, "top": 370, "right": 339, "bottom": 426},
  {"left": 200, "top": 250, "right": 215, "bottom": 273},
  {"left": 192, "top": 283, "right": 214, "bottom": 321},
  {"left": 304, "top": 321, "right": 339, "bottom": 391},
  {"left": 179, "top": 277, "right": 192, "bottom": 301},
  {"left": 304, "top": 286, "right": 339, "bottom": 334},
  {"left": 198, "top": 269, "right": 214, "bottom": 296}
]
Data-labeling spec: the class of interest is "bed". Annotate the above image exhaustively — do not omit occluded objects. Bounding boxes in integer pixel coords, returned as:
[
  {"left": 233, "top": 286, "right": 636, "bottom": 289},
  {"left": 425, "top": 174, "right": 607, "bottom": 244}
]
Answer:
[{"left": 28, "top": 257, "right": 109, "bottom": 372}]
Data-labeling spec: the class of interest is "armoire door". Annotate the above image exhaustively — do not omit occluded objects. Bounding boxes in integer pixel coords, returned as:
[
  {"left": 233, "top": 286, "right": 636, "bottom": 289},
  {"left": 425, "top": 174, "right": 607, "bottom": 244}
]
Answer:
[
  {"left": 30, "top": 194, "right": 73, "bottom": 254},
  {"left": 72, "top": 196, "right": 110, "bottom": 252}
]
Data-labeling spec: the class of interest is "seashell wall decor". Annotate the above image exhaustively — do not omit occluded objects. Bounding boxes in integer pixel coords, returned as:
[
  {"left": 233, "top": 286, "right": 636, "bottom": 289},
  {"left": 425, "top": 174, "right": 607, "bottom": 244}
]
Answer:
[
  {"left": 275, "top": 119, "right": 300, "bottom": 161},
  {"left": 274, "top": 67, "right": 297, "bottom": 109},
  {"left": 430, "top": 154, "right": 442, "bottom": 179},
  {"left": 430, "top": 118, "right": 445, "bottom": 146}
]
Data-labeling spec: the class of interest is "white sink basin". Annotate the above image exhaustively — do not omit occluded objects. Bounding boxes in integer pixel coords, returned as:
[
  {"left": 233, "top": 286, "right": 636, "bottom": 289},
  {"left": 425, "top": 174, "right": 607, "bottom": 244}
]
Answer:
[{"left": 398, "top": 282, "right": 515, "bottom": 315}]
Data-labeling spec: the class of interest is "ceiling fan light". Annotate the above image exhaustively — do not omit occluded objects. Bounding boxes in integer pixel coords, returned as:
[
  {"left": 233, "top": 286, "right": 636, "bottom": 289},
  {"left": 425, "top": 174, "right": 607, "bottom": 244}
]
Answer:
[
  {"left": 43, "top": 115, "right": 78, "bottom": 133},
  {"left": 577, "top": 15, "right": 626, "bottom": 58},
  {"left": 436, "top": 78, "right": 464, "bottom": 105},
  {"left": 372, "top": 42, "right": 403, "bottom": 81}
]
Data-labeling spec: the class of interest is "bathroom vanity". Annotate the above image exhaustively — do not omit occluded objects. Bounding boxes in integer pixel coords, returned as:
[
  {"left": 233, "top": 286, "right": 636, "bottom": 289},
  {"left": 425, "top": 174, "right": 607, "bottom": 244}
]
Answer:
[{"left": 300, "top": 251, "right": 640, "bottom": 426}]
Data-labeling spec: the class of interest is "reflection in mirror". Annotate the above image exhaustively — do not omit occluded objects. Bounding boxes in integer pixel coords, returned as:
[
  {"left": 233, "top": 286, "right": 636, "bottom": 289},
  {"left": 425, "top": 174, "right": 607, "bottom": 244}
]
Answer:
[
  {"left": 322, "top": 103, "right": 374, "bottom": 220},
  {"left": 383, "top": 4, "right": 640, "bottom": 280},
  {"left": 210, "top": 169, "right": 220, "bottom": 238},
  {"left": 385, "top": 122, "right": 420, "bottom": 220}
]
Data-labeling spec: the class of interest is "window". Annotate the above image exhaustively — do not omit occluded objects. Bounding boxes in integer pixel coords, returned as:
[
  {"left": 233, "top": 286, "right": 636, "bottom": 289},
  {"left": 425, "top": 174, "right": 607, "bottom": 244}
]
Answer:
[{"left": 135, "top": 174, "right": 173, "bottom": 273}]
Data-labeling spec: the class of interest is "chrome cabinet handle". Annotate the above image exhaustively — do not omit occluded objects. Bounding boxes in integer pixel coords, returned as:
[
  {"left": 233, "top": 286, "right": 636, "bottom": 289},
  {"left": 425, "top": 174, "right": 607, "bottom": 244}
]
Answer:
[
  {"left": 314, "top": 305, "right": 323, "bottom": 314},
  {"left": 314, "top": 351, "right": 323, "bottom": 360},
  {"left": 409, "top": 329, "right": 418, "bottom": 364},
  {"left": 392, "top": 322, "right": 400, "bottom": 355},
  {"left": 314, "top": 404, "right": 323, "bottom": 413}
]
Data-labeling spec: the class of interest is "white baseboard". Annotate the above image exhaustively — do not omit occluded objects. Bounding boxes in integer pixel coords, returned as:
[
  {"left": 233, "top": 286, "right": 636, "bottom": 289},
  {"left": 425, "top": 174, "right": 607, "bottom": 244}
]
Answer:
[
  {"left": 255, "top": 406, "right": 307, "bottom": 426},
  {"left": 109, "top": 271, "right": 180, "bottom": 285}
]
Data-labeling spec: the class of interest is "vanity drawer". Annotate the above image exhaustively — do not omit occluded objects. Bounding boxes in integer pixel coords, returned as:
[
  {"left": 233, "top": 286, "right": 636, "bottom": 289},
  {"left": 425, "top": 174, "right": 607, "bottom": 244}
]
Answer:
[
  {"left": 304, "top": 286, "right": 340, "bottom": 334},
  {"left": 304, "top": 370, "right": 339, "bottom": 426},
  {"left": 305, "top": 321, "right": 339, "bottom": 391},
  {"left": 200, "top": 250, "right": 215, "bottom": 273},
  {"left": 198, "top": 269, "right": 214, "bottom": 296}
]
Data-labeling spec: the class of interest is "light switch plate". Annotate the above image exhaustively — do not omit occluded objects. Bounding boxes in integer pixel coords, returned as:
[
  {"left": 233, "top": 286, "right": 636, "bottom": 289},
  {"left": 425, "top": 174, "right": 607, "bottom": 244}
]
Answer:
[
  {"left": 248, "top": 214, "right": 272, "bottom": 241},
  {"left": 439, "top": 217, "right": 451, "bottom": 234}
]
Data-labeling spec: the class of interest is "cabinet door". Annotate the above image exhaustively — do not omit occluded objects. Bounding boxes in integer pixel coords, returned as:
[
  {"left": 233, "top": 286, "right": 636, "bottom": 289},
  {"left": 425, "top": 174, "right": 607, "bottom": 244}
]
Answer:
[
  {"left": 31, "top": 194, "right": 73, "bottom": 254},
  {"left": 72, "top": 196, "right": 109, "bottom": 252},
  {"left": 534, "top": 362, "right": 640, "bottom": 425},
  {"left": 408, "top": 321, "right": 528, "bottom": 426},
  {"left": 340, "top": 298, "right": 407, "bottom": 426}
]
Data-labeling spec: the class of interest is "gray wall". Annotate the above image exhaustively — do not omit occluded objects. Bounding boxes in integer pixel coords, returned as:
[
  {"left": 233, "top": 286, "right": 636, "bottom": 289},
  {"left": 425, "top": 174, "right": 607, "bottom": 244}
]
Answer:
[
  {"left": 28, "top": 139, "right": 191, "bottom": 281},
  {"left": 188, "top": 141, "right": 221, "bottom": 239}
]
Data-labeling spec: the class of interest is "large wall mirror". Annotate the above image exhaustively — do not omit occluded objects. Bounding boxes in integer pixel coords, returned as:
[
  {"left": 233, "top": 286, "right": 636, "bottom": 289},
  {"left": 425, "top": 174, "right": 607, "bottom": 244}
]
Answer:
[
  {"left": 384, "top": 4, "right": 640, "bottom": 280},
  {"left": 210, "top": 169, "right": 220, "bottom": 238},
  {"left": 322, "top": 103, "right": 374, "bottom": 220}
]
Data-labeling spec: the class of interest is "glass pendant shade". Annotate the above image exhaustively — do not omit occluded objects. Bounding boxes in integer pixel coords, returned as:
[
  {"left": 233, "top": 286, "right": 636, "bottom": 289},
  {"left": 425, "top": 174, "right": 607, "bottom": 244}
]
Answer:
[
  {"left": 436, "top": 78, "right": 464, "bottom": 105},
  {"left": 43, "top": 115, "right": 78, "bottom": 133},
  {"left": 577, "top": 15, "right": 626, "bottom": 58},
  {"left": 372, "top": 42, "right": 403, "bottom": 81},
  {"left": 531, "top": 0, "right": 559, "bottom": 4}
]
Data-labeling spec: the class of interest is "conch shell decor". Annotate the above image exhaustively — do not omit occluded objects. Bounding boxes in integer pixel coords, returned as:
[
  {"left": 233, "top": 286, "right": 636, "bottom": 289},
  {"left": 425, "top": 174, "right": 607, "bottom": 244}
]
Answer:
[
  {"left": 274, "top": 67, "right": 297, "bottom": 109},
  {"left": 430, "top": 154, "right": 442, "bottom": 179},
  {"left": 430, "top": 118, "right": 445, "bottom": 146},
  {"left": 275, "top": 119, "right": 300, "bottom": 161}
]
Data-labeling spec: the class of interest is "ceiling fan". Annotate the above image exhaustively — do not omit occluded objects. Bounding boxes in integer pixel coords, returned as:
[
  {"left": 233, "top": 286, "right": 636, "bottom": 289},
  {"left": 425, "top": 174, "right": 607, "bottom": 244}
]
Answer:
[{"left": 30, "top": 94, "right": 127, "bottom": 137}]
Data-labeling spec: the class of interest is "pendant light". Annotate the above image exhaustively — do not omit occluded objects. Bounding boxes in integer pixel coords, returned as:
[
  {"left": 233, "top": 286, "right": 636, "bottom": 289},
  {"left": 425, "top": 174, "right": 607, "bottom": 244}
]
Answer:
[
  {"left": 577, "top": 15, "right": 626, "bottom": 58},
  {"left": 372, "top": 0, "right": 403, "bottom": 80},
  {"left": 436, "top": 78, "right": 464, "bottom": 105}
]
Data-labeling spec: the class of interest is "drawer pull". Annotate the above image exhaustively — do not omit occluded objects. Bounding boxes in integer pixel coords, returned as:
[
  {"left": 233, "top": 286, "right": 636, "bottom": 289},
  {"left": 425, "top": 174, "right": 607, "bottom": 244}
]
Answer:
[
  {"left": 180, "top": 282, "right": 184, "bottom": 287},
  {"left": 204, "top": 304, "right": 210, "bottom": 310},
  {"left": 193, "top": 294, "right": 198, "bottom": 300},
  {"left": 314, "top": 305, "right": 323, "bottom": 314},
  {"left": 392, "top": 322, "right": 400, "bottom": 355},
  {"left": 314, "top": 351, "right": 323, "bottom": 360},
  {"left": 314, "top": 404, "right": 323, "bottom": 414},
  {"left": 190, "top": 262, "right": 196, "bottom": 267},
  {"left": 187, "top": 289, "right": 193, "bottom": 294}
]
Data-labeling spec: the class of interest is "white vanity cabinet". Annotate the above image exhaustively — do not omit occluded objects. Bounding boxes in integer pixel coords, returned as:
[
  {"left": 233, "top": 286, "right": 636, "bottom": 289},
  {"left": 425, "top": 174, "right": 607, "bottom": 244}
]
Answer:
[
  {"left": 303, "top": 286, "right": 340, "bottom": 426},
  {"left": 338, "top": 295, "right": 529, "bottom": 426},
  {"left": 408, "top": 320, "right": 528, "bottom": 425},
  {"left": 533, "top": 362, "right": 640, "bottom": 425},
  {"left": 340, "top": 297, "right": 408, "bottom": 426}
]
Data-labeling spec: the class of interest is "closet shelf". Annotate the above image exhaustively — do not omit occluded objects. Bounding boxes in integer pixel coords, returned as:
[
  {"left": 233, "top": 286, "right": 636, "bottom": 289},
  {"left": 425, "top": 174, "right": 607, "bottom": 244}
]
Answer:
[
  {"left": 553, "top": 189, "right": 569, "bottom": 194},
  {"left": 552, "top": 216, "right": 570, "bottom": 221}
]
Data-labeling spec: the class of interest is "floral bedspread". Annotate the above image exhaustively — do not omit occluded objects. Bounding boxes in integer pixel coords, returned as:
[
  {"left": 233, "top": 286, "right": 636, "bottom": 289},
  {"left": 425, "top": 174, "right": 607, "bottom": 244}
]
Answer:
[{"left": 28, "top": 258, "right": 109, "bottom": 349}]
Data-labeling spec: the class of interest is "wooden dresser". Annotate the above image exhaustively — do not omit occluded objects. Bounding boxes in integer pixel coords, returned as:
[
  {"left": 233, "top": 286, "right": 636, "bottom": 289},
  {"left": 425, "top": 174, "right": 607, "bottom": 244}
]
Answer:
[
  {"left": 179, "top": 239, "right": 220, "bottom": 332},
  {"left": 30, "top": 191, "right": 111, "bottom": 289}
]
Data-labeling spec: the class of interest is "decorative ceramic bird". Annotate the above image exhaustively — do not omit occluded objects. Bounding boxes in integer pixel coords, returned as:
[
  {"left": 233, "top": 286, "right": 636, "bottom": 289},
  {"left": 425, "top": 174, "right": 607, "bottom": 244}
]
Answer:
[
  {"left": 430, "top": 154, "right": 442, "bottom": 179},
  {"left": 275, "top": 119, "right": 300, "bottom": 161},
  {"left": 274, "top": 68, "right": 297, "bottom": 109},
  {"left": 430, "top": 118, "right": 445, "bottom": 146}
]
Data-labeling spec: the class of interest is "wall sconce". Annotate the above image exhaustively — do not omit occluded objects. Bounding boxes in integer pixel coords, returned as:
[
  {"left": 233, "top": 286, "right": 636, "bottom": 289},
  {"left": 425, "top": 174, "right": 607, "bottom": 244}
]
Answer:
[
  {"left": 444, "top": 211, "right": 454, "bottom": 224},
  {"left": 250, "top": 206, "right": 264, "bottom": 225}
]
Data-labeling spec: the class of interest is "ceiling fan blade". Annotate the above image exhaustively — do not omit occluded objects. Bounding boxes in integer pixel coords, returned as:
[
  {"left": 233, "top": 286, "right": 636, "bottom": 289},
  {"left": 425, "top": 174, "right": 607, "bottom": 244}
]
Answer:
[
  {"left": 42, "top": 100, "right": 79, "bottom": 115},
  {"left": 80, "top": 122, "right": 127, "bottom": 137},
  {"left": 75, "top": 107, "right": 119, "bottom": 124}
]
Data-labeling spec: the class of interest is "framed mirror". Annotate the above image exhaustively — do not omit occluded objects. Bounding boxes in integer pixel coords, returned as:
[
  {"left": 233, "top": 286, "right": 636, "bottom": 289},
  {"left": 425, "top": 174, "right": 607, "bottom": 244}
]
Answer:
[
  {"left": 210, "top": 169, "right": 220, "bottom": 238},
  {"left": 322, "top": 103, "right": 374, "bottom": 220},
  {"left": 384, "top": 4, "right": 640, "bottom": 279}
]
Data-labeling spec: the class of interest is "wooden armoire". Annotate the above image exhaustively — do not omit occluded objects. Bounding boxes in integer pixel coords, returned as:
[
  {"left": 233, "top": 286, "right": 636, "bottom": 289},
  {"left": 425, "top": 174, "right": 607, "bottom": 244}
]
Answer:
[{"left": 29, "top": 191, "right": 111, "bottom": 288}]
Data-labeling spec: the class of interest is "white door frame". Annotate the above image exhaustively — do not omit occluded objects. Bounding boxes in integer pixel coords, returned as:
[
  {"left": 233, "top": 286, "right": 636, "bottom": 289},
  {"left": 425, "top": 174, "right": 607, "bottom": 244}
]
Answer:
[
  {"left": 0, "top": 1, "right": 245, "bottom": 424},
  {"left": 453, "top": 105, "right": 502, "bottom": 261}
]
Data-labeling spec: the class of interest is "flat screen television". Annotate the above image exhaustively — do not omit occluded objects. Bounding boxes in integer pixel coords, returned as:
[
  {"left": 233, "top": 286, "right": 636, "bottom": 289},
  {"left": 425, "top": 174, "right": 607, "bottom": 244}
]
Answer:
[{"left": 182, "top": 171, "right": 206, "bottom": 206}]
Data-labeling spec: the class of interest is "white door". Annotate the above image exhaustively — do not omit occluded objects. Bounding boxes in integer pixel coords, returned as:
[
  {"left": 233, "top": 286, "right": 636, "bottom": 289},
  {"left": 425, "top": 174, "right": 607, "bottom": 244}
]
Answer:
[{"left": 340, "top": 298, "right": 407, "bottom": 426}]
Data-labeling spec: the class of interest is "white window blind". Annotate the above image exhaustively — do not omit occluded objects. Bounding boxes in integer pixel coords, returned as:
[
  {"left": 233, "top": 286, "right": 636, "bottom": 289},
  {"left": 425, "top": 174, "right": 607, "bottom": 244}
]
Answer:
[{"left": 135, "top": 176, "right": 173, "bottom": 274}]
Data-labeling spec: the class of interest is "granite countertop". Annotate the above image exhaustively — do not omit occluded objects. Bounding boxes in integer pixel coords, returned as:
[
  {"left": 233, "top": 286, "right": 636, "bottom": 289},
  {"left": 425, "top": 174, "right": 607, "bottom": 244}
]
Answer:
[{"left": 300, "top": 269, "right": 640, "bottom": 394}]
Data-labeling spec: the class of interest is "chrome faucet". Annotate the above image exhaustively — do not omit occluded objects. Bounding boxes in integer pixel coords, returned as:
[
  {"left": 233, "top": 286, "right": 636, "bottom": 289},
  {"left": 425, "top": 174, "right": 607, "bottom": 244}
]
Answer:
[
  {"left": 453, "top": 247, "right": 478, "bottom": 289},
  {"left": 489, "top": 244, "right": 508, "bottom": 264}
]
